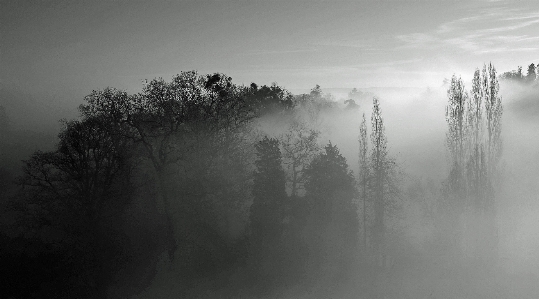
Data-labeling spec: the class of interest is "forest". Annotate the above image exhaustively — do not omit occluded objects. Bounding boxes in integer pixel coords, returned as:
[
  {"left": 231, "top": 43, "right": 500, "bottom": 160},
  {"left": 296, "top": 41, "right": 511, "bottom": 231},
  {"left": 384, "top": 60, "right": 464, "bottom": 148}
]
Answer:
[{"left": 0, "top": 62, "right": 538, "bottom": 299}]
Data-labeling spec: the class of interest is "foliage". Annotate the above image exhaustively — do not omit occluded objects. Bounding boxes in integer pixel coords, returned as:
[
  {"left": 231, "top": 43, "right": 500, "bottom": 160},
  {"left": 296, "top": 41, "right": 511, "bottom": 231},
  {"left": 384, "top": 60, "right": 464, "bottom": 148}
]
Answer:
[
  {"left": 249, "top": 136, "right": 287, "bottom": 281},
  {"left": 245, "top": 82, "right": 294, "bottom": 115},
  {"left": 445, "top": 75, "right": 468, "bottom": 171},
  {"left": 305, "top": 142, "right": 356, "bottom": 206},
  {"left": 304, "top": 142, "right": 358, "bottom": 278},
  {"left": 20, "top": 117, "right": 134, "bottom": 216},
  {"left": 358, "top": 112, "right": 369, "bottom": 249},
  {"left": 442, "top": 63, "right": 503, "bottom": 263},
  {"left": 369, "top": 98, "right": 399, "bottom": 257},
  {"left": 12, "top": 116, "right": 136, "bottom": 298},
  {"left": 500, "top": 63, "right": 538, "bottom": 85},
  {"left": 251, "top": 137, "right": 287, "bottom": 239}
]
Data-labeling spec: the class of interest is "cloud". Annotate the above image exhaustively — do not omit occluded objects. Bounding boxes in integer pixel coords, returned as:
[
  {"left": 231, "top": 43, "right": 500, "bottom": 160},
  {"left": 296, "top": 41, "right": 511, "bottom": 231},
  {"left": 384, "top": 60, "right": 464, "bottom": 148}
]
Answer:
[
  {"left": 350, "top": 58, "right": 423, "bottom": 69},
  {"left": 244, "top": 48, "right": 318, "bottom": 55},
  {"left": 396, "top": 6, "right": 539, "bottom": 55},
  {"left": 310, "top": 40, "right": 379, "bottom": 51}
]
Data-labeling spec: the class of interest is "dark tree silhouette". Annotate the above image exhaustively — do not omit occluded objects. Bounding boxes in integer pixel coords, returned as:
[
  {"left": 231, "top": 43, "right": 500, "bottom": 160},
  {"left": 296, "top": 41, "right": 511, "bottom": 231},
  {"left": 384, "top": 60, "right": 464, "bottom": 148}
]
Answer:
[
  {"left": 21, "top": 117, "right": 133, "bottom": 218},
  {"left": 16, "top": 116, "right": 135, "bottom": 298},
  {"left": 80, "top": 72, "right": 252, "bottom": 262},
  {"left": 245, "top": 82, "right": 294, "bottom": 115},
  {"left": 249, "top": 136, "right": 287, "bottom": 279},
  {"left": 304, "top": 142, "right": 358, "bottom": 279},
  {"left": 526, "top": 63, "right": 537, "bottom": 83}
]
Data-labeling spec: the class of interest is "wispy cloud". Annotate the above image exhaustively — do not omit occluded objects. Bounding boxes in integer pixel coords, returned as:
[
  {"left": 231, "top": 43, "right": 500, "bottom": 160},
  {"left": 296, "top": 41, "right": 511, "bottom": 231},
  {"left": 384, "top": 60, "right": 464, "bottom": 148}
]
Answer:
[
  {"left": 350, "top": 58, "right": 423, "bottom": 69},
  {"left": 311, "top": 40, "right": 379, "bottom": 51},
  {"left": 396, "top": 6, "right": 539, "bottom": 55},
  {"left": 244, "top": 48, "right": 317, "bottom": 55}
]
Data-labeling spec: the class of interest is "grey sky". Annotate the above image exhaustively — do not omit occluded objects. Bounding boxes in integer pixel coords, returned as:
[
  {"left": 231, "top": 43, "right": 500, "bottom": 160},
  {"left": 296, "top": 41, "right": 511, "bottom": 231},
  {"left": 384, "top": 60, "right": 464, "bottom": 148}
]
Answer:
[{"left": 1, "top": 0, "right": 538, "bottom": 102}]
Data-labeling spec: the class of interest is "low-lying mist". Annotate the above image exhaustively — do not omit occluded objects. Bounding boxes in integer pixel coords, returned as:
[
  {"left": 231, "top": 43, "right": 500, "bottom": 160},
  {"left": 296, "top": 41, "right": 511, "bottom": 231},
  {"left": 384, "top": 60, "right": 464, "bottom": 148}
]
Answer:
[{"left": 1, "top": 69, "right": 539, "bottom": 299}]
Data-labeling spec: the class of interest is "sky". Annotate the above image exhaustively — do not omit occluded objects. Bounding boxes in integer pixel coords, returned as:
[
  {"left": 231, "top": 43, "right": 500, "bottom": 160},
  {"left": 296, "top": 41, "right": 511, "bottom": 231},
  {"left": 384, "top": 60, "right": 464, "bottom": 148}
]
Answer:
[{"left": 1, "top": 0, "right": 539, "bottom": 102}]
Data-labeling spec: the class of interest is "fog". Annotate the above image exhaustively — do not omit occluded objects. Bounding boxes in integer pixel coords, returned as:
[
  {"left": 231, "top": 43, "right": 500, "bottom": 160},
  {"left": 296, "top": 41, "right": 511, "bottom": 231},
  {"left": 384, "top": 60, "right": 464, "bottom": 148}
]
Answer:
[{"left": 1, "top": 68, "right": 539, "bottom": 299}]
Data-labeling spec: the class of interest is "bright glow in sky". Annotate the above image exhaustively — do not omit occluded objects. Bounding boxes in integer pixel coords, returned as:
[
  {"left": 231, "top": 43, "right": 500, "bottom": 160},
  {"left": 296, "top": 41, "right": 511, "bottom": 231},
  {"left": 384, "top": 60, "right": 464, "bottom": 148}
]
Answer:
[{"left": 1, "top": 0, "right": 538, "bottom": 100}]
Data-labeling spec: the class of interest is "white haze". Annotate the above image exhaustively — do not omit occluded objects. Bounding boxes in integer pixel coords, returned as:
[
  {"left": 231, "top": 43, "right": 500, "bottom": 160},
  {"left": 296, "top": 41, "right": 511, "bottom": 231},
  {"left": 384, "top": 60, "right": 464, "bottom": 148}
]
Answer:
[{"left": 256, "top": 80, "right": 539, "bottom": 289}]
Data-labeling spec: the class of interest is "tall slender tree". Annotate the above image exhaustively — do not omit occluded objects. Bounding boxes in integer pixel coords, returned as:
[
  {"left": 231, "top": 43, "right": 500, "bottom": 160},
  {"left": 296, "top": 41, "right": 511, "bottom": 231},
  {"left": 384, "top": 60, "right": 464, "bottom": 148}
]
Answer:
[
  {"left": 467, "top": 69, "right": 487, "bottom": 211},
  {"left": 445, "top": 63, "right": 503, "bottom": 263},
  {"left": 358, "top": 112, "right": 370, "bottom": 250},
  {"left": 370, "top": 98, "right": 389, "bottom": 259},
  {"left": 445, "top": 75, "right": 469, "bottom": 201},
  {"left": 484, "top": 63, "right": 503, "bottom": 179}
]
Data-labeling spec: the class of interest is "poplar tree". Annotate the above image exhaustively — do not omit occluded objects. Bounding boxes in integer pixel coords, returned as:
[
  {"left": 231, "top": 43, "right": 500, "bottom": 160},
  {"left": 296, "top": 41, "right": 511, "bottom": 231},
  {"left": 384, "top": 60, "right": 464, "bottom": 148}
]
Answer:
[
  {"left": 370, "top": 98, "right": 388, "bottom": 258},
  {"left": 445, "top": 75, "right": 469, "bottom": 202},
  {"left": 484, "top": 63, "right": 503, "bottom": 180},
  {"left": 358, "top": 112, "right": 370, "bottom": 250},
  {"left": 445, "top": 63, "right": 503, "bottom": 263}
]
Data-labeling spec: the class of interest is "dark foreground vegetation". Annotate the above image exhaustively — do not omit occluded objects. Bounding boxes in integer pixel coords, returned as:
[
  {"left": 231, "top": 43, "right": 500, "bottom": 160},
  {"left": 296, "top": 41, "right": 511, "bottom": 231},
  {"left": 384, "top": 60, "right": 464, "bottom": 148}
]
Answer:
[{"left": 1, "top": 63, "right": 538, "bottom": 298}]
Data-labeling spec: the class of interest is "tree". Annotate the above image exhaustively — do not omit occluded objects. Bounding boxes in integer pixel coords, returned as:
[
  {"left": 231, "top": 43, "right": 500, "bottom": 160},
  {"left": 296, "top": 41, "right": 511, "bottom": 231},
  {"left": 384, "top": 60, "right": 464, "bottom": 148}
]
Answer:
[
  {"left": 344, "top": 99, "right": 359, "bottom": 110},
  {"left": 368, "top": 98, "right": 402, "bottom": 270},
  {"left": 478, "top": 63, "right": 502, "bottom": 262},
  {"left": 467, "top": 68, "right": 487, "bottom": 211},
  {"left": 18, "top": 116, "right": 135, "bottom": 297},
  {"left": 358, "top": 112, "right": 370, "bottom": 250},
  {"left": 250, "top": 136, "right": 287, "bottom": 277},
  {"left": 21, "top": 117, "right": 133, "bottom": 214},
  {"left": 484, "top": 63, "right": 503, "bottom": 179},
  {"left": 500, "top": 65, "right": 524, "bottom": 82},
  {"left": 444, "top": 63, "right": 503, "bottom": 263},
  {"left": 348, "top": 88, "right": 374, "bottom": 107},
  {"left": 245, "top": 82, "right": 294, "bottom": 115},
  {"left": 445, "top": 75, "right": 468, "bottom": 201},
  {"left": 442, "top": 74, "right": 471, "bottom": 259},
  {"left": 370, "top": 98, "right": 391, "bottom": 259},
  {"left": 526, "top": 63, "right": 536, "bottom": 83},
  {"left": 465, "top": 63, "right": 503, "bottom": 211},
  {"left": 310, "top": 84, "right": 323, "bottom": 99},
  {"left": 348, "top": 88, "right": 363, "bottom": 101},
  {"left": 80, "top": 72, "right": 252, "bottom": 262},
  {"left": 251, "top": 137, "right": 287, "bottom": 237},
  {"left": 280, "top": 121, "right": 320, "bottom": 197},
  {"left": 304, "top": 142, "right": 358, "bottom": 277}
]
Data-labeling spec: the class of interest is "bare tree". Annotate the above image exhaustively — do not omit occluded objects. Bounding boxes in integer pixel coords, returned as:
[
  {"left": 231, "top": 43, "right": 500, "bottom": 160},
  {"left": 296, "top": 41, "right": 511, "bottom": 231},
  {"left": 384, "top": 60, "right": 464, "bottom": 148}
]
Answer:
[
  {"left": 80, "top": 72, "right": 251, "bottom": 263},
  {"left": 280, "top": 121, "right": 320, "bottom": 197}
]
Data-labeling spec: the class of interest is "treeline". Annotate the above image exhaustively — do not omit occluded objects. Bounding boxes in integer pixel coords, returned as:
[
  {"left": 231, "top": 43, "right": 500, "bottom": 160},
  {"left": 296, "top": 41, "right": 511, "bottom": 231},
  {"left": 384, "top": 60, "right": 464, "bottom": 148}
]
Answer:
[
  {"left": 0, "top": 64, "right": 509, "bottom": 298},
  {"left": 0, "top": 72, "right": 381, "bottom": 298},
  {"left": 500, "top": 62, "right": 538, "bottom": 84}
]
